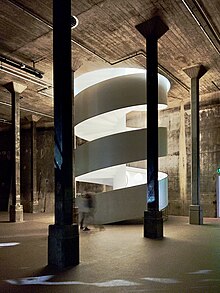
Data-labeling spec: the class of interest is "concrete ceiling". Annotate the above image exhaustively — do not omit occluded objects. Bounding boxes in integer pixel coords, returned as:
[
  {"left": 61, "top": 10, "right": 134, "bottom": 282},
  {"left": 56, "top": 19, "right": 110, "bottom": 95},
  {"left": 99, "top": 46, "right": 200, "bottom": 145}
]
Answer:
[{"left": 0, "top": 0, "right": 219, "bottom": 129}]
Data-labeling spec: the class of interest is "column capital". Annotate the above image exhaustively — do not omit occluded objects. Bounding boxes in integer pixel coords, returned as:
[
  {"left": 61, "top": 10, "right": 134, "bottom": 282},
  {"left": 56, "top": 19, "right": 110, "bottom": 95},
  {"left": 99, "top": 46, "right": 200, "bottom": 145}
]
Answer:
[
  {"left": 4, "top": 82, "right": 27, "bottom": 94},
  {"left": 136, "top": 15, "right": 169, "bottom": 40},
  {"left": 26, "top": 114, "right": 41, "bottom": 123},
  {"left": 183, "top": 64, "right": 207, "bottom": 79}
]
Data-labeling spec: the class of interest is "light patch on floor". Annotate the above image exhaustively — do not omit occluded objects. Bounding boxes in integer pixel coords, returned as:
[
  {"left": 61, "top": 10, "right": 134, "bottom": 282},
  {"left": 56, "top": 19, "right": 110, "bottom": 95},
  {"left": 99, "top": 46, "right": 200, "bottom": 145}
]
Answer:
[
  {"left": 6, "top": 275, "right": 140, "bottom": 287},
  {"left": 188, "top": 270, "right": 212, "bottom": 275},
  {"left": 141, "top": 277, "right": 181, "bottom": 284},
  {"left": 6, "top": 272, "right": 220, "bottom": 289},
  {"left": 20, "top": 267, "right": 30, "bottom": 270},
  {"left": 6, "top": 275, "right": 53, "bottom": 285},
  {"left": 0, "top": 242, "right": 20, "bottom": 247},
  {"left": 200, "top": 279, "right": 220, "bottom": 282},
  {"left": 91, "top": 280, "right": 140, "bottom": 287}
]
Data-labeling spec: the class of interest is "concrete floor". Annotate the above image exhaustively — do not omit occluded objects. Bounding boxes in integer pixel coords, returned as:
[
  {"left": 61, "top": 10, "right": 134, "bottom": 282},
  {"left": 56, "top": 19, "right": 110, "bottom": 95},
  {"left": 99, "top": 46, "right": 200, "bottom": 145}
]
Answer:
[{"left": 0, "top": 212, "right": 220, "bottom": 292}]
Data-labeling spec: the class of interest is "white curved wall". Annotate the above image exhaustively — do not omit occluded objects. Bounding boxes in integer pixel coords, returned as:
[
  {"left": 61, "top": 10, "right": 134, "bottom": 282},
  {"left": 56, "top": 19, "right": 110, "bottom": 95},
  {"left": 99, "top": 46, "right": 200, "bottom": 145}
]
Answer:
[
  {"left": 76, "top": 176, "right": 168, "bottom": 225},
  {"left": 74, "top": 69, "right": 170, "bottom": 223},
  {"left": 75, "top": 127, "right": 167, "bottom": 177},
  {"left": 75, "top": 72, "right": 170, "bottom": 126}
]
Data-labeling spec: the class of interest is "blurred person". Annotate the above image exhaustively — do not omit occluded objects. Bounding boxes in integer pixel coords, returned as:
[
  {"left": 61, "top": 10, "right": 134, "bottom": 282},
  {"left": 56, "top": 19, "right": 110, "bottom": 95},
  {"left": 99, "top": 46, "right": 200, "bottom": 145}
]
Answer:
[{"left": 80, "top": 193, "right": 95, "bottom": 231}]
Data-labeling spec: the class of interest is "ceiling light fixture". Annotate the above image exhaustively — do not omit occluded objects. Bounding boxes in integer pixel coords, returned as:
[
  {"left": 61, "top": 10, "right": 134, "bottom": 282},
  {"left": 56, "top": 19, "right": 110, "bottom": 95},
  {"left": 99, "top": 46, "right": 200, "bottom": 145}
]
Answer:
[
  {"left": 0, "top": 118, "right": 11, "bottom": 124},
  {"left": 71, "top": 15, "right": 79, "bottom": 29},
  {"left": 0, "top": 63, "right": 50, "bottom": 88},
  {"left": 0, "top": 55, "right": 44, "bottom": 78}
]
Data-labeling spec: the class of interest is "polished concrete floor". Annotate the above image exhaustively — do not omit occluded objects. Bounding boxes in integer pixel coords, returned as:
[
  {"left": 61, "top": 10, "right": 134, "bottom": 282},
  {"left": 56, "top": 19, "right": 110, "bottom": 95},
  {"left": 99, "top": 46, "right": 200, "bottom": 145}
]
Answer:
[{"left": 0, "top": 212, "right": 220, "bottom": 292}]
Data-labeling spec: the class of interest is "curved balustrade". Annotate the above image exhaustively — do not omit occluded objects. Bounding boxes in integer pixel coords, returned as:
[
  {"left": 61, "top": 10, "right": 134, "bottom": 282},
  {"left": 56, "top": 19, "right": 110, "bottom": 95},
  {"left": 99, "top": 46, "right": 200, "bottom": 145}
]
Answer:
[
  {"left": 74, "top": 68, "right": 170, "bottom": 224},
  {"left": 75, "top": 128, "right": 167, "bottom": 177}
]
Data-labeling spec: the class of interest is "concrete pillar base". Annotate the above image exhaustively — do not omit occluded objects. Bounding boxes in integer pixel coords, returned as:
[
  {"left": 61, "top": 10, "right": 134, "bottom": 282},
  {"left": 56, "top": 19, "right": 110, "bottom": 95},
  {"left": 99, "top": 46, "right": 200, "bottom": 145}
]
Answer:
[
  {"left": 144, "top": 210, "right": 163, "bottom": 239},
  {"left": 189, "top": 205, "right": 203, "bottom": 225},
  {"left": 48, "top": 224, "right": 79, "bottom": 268},
  {"left": 9, "top": 204, "right": 23, "bottom": 222}
]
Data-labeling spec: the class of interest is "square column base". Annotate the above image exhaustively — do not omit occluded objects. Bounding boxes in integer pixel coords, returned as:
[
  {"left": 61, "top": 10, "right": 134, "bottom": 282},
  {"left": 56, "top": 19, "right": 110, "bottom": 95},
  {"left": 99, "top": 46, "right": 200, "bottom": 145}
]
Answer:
[
  {"left": 144, "top": 210, "right": 163, "bottom": 239},
  {"left": 189, "top": 205, "right": 203, "bottom": 225},
  {"left": 48, "top": 224, "right": 79, "bottom": 269},
  {"left": 9, "top": 204, "right": 23, "bottom": 222}
]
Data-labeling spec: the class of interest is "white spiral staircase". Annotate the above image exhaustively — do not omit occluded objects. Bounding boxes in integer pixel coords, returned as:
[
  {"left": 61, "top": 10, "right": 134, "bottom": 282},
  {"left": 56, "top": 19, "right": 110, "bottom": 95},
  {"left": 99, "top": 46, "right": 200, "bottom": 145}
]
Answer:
[{"left": 74, "top": 68, "right": 170, "bottom": 224}]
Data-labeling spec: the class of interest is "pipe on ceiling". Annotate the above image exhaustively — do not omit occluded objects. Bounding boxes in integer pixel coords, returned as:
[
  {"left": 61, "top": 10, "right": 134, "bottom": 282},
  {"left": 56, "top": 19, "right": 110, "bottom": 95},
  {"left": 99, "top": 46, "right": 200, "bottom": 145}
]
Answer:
[
  {"left": 194, "top": 0, "right": 220, "bottom": 42},
  {"left": 108, "top": 49, "right": 189, "bottom": 91},
  {"left": 181, "top": 0, "right": 220, "bottom": 55}
]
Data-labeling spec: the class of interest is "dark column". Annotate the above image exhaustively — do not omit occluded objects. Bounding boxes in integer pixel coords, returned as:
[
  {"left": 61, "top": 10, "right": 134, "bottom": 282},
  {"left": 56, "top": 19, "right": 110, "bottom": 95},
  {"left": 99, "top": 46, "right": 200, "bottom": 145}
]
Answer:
[
  {"left": 48, "top": 0, "right": 79, "bottom": 268},
  {"left": 183, "top": 65, "right": 207, "bottom": 225},
  {"left": 27, "top": 115, "right": 40, "bottom": 213},
  {"left": 4, "top": 82, "right": 27, "bottom": 222},
  {"left": 136, "top": 16, "right": 168, "bottom": 239},
  {"left": 72, "top": 71, "right": 78, "bottom": 225}
]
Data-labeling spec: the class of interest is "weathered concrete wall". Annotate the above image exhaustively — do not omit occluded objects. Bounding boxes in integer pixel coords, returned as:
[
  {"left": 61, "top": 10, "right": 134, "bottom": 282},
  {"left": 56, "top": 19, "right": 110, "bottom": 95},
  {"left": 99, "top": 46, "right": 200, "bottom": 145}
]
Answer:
[
  {"left": 159, "top": 101, "right": 220, "bottom": 217},
  {"left": 199, "top": 104, "right": 220, "bottom": 216},
  {"left": 20, "top": 127, "right": 55, "bottom": 213},
  {"left": 36, "top": 128, "right": 54, "bottom": 213},
  {"left": 0, "top": 127, "right": 55, "bottom": 213},
  {"left": 0, "top": 131, "right": 11, "bottom": 211},
  {"left": 1, "top": 100, "right": 219, "bottom": 217},
  {"left": 20, "top": 129, "right": 31, "bottom": 212}
]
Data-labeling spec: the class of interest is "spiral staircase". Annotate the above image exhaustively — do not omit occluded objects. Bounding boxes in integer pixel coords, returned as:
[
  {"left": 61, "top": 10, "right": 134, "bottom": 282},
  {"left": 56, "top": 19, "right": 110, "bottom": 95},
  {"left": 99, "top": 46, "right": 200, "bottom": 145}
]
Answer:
[{"left": 74, "top": 68, "right": 170, "bottom": 224}]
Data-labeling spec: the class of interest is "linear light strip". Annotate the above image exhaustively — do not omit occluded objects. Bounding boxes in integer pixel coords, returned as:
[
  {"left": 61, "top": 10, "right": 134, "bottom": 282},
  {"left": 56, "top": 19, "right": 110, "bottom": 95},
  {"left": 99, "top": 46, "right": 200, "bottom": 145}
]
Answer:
[
  {"left": 0, "top": 64, "right": 51, "bottom": 88},
  {"left": 0, "top": 55, "right": 44, "bottom": 78}
]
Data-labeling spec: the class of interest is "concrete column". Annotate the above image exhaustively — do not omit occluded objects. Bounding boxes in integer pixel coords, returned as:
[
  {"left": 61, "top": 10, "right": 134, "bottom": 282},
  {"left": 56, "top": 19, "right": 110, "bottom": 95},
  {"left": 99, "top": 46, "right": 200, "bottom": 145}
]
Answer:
[
  {"left": 4, "top": 82, "right": 27, "bottom": 222},
  {"left": 48, "top": 0, "right": 79, "bottom": 268},
  {"left": 26, "top": 115, "right": 41, "bottom": 213},
  {"left": 179, "top": 101, "right": 187, "bottom": 208},
  {"left": 136, "top": 16, "right": 168, "bottom": 239},
  {"left": 183, "top": 64, "right": 207, "bottom": 225}
]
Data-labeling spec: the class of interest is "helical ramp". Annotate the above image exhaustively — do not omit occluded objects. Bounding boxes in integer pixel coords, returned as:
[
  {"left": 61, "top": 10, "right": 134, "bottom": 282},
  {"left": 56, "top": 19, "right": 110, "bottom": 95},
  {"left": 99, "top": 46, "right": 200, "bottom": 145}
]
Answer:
[{"left": 74, "top": 68, "right": 170, "bottom": 224}]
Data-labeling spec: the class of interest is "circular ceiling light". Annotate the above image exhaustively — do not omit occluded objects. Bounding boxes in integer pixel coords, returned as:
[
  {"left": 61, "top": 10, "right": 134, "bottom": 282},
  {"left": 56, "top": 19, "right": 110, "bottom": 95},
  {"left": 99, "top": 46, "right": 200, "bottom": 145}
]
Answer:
[{"left": 71, "top": 16, "right": 79, "bottom": 29}]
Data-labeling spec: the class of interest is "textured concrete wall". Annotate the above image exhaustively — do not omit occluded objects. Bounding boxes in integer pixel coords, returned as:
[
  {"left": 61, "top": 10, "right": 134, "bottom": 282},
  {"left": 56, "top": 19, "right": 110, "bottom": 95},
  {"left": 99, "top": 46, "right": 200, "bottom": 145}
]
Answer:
[
  {"left": 36, "top": 128, "right": 54, "bottom": 213},
  {"left": 20, "top": 128, "right": 55, "bottom": 213},
  {"left": 0, "top": 128, "right": 55, "bottom": 213},
  {"left": 199, "top": 104, "right": 220, "bottom": 217},
  {"left": 1, "top": 101, "right": 219, "bottom": 217},
  {"left": 20, "top": 129, "right": 31, "bottom": 212},
  {"left": 159, "top": 101, "right": 220, "bottom": 217},
  {"left": 0, "top": 131, "right": 11, "bottom": 211}
]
